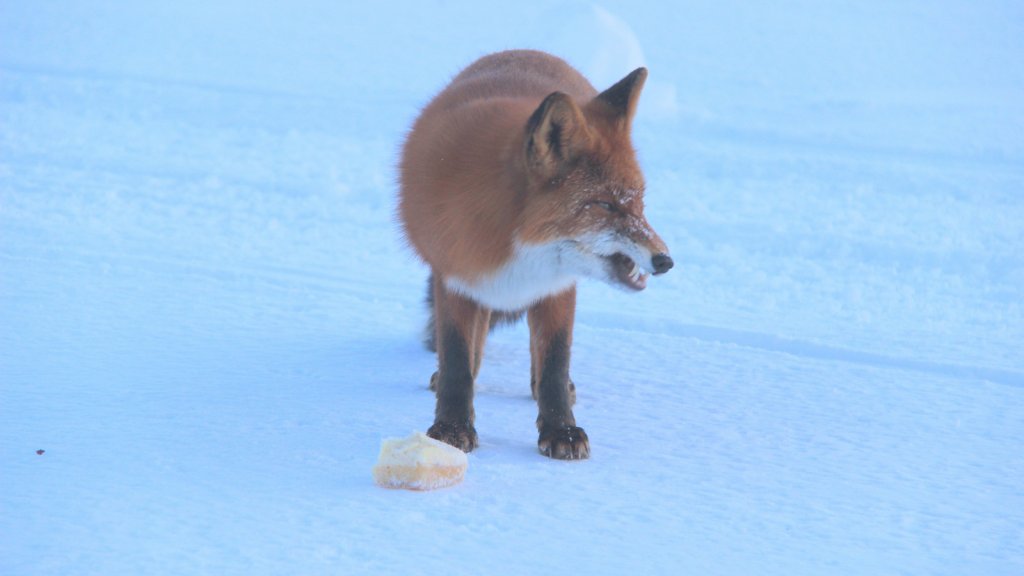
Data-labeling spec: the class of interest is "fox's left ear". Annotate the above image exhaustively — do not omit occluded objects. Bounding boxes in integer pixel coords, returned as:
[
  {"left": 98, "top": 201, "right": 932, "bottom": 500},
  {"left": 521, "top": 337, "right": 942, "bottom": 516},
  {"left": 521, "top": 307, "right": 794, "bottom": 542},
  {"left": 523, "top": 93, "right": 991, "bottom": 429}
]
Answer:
[{"left": 594, "top": 67, "right": 648, "bottom": 125}]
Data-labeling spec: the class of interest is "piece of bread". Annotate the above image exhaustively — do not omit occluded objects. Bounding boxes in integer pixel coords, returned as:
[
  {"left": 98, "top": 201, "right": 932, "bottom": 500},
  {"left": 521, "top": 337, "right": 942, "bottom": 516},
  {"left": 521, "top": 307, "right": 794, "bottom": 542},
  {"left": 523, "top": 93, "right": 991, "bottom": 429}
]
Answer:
[{"left": 373, "top": 432, "right": 468, "bottom": 490}]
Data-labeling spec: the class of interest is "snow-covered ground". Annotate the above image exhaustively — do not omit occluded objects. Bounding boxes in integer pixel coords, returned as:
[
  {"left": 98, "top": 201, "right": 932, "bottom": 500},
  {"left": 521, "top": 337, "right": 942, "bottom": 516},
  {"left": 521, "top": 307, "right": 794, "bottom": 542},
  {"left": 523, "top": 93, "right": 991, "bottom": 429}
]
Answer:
[{"left": 2, "top": 1, "right": 1022, "bottom": 574}]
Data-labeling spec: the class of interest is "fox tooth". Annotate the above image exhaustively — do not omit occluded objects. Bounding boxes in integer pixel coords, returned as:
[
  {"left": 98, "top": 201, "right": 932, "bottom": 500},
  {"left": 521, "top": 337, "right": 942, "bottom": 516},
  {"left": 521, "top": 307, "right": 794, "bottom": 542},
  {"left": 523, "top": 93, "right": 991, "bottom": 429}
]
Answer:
[{"left": 630, "top": 264, "right": 640, "bottom": 280}]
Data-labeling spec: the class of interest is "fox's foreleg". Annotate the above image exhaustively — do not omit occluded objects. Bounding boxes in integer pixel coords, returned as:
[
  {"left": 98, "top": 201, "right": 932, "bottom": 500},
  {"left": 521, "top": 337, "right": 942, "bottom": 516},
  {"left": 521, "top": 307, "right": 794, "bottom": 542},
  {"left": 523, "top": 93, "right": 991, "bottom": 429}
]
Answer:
[
  {"left": 529, "top": 287, "right": 589, "bottom": 459},
  {"left": 426, "top": 274, "right": 491, "bottom": 452}
]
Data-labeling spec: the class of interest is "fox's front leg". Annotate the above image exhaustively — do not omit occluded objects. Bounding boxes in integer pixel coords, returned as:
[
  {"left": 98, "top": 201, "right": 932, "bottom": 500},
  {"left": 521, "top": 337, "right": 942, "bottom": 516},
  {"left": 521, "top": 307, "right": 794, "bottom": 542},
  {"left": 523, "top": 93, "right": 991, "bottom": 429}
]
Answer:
[
  {"left": 529, "top": 287, "right": 589, "bottom": 459},
  {"left": 427, "top": 275, "right": 490, "bottom": 452}
]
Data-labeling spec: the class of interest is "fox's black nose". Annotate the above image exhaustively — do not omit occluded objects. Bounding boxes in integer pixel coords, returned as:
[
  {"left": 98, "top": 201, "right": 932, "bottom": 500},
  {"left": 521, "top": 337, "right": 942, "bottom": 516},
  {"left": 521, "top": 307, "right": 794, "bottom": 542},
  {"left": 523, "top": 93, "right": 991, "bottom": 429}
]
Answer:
[{"left": 651, "top": 253, "right": 674, "bottom": 275}]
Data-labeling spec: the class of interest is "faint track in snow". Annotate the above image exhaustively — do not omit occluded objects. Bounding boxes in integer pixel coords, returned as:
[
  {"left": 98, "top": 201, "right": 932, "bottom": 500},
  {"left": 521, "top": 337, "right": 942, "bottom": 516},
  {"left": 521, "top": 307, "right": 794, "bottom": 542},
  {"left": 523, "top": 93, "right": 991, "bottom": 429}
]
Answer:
[
  {"left": 667, "top": 122, "right": 1024, "bottom": 180},
  {"left": 583, "top": 314, "right": 1024, "bottom": 388},
  {"left": 0, "top": 62, "right": 348, "bottom": 105}
]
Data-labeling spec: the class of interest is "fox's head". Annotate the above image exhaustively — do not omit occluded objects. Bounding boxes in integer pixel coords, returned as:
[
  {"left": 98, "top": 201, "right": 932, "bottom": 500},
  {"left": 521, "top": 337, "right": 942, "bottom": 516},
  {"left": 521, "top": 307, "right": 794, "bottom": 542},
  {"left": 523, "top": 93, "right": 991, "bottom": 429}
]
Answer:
[{"left": 517, "top": 67, "right": 673, "bottom": 292}]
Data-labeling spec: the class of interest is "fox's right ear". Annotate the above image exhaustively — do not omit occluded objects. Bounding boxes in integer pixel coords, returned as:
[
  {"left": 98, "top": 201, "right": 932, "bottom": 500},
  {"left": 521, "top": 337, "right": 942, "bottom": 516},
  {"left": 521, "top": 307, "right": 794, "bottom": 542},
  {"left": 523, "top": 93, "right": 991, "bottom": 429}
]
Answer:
[
  {"left": 594, "top": 67, "right": 647, "bottom": 127},
  {"left": 525, "top": 92, "right": 588, "bottom": 181}
]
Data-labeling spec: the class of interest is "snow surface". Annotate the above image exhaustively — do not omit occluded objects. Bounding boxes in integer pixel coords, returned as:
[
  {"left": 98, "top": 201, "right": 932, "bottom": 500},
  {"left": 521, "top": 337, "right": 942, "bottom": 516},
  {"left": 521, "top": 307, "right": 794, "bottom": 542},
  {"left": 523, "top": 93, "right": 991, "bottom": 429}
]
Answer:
[{"left": 2, "top": 1, "right": 1022, "bottom": 574}]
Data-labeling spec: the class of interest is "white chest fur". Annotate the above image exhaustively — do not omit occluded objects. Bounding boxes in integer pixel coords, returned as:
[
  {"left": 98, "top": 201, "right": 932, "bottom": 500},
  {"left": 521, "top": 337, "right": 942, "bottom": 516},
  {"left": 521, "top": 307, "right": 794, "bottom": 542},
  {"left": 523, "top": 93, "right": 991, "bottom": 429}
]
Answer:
[{"left": 444, "top": 241, "right": 587, "bottom": 311}]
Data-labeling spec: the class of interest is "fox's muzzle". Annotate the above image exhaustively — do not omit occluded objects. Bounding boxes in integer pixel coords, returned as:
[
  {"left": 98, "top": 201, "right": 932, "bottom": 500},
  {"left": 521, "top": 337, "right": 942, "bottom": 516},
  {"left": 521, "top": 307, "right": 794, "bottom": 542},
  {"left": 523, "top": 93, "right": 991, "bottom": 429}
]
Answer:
[{"left": 651, "top": 252, "right": 673, "bottom": 275}]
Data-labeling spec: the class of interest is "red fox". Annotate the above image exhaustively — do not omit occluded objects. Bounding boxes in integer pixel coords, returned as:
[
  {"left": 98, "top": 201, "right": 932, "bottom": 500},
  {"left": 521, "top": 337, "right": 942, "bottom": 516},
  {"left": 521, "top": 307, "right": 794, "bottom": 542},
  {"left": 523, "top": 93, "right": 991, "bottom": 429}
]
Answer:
[{"left": 399, "top": 50, "right": 672, "bottom": 460}]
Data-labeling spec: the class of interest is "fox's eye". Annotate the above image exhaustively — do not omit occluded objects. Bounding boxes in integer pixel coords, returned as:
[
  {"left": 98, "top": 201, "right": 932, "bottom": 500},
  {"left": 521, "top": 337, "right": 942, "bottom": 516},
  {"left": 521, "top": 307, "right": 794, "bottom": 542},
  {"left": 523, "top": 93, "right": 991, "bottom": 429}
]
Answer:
[{"left": 592, "top": 201, "right": 617, "bottom": 212}]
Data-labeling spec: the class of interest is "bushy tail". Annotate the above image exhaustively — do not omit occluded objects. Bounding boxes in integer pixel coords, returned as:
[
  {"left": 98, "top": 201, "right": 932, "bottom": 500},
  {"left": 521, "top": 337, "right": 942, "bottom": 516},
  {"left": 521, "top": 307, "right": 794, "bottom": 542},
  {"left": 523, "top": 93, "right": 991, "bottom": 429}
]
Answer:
[{"left": 423, "top": 273, "right": 523, "bottom": 352}]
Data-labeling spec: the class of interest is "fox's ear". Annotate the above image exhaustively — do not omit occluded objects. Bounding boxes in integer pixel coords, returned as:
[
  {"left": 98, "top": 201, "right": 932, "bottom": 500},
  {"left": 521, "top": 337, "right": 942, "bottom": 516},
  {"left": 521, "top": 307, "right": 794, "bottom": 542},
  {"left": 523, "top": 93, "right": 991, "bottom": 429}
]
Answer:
[
  {"left": 595, "top": 67, "right": 648, "bottom": 124},
  {"left": 525, "top": 91, "right": 588, "bottom": 179}
]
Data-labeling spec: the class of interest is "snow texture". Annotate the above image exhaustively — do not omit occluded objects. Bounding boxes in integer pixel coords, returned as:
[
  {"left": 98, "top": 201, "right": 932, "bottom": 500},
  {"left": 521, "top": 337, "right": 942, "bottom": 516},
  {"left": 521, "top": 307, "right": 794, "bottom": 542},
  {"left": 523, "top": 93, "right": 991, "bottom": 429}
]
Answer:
[{"left": 2, "top": 1, "right": 1022, "bottom": 575}]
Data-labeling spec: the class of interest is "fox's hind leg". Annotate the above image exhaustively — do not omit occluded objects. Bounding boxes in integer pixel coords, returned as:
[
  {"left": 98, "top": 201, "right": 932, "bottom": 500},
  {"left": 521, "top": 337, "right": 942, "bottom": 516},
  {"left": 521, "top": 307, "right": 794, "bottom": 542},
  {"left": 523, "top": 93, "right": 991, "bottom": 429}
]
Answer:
[
  {"left": 426, "top": 274, "right": 490, "bottom": 452},
  {"left": 424, "top": 273, "right": 438, "bottom": 353},
  {"left": 529, "top": 287, "right": 589, "bottom": 460}
]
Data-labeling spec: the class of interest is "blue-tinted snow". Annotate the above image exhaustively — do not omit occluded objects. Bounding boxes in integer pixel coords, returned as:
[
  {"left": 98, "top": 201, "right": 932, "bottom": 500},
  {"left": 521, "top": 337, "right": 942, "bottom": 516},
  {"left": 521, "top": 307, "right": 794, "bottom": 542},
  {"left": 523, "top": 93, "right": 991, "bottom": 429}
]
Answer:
[{"left": 2, "top": 1, "right": 1022, "bottom": 575}]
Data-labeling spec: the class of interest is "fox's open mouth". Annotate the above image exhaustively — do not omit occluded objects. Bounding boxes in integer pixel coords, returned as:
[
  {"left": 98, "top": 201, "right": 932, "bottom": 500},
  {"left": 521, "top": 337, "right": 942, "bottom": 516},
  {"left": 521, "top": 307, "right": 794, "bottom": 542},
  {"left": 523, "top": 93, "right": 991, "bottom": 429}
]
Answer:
[{"left": 607, "top": 253, "right": 647, "bottom": 291}]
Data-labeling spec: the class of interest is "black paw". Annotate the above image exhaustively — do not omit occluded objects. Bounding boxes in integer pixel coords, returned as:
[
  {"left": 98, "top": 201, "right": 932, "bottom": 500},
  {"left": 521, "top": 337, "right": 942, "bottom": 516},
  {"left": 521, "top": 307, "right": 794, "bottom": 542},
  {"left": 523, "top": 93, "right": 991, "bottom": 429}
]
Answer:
[
  {"left": 538, "top": 425, "right": 589, "bottom": 460},
  {"left": 427, "top": 420, "right": 478, "bottom": 453}
]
